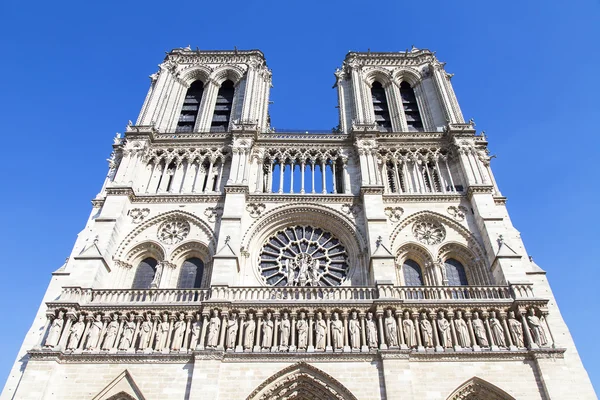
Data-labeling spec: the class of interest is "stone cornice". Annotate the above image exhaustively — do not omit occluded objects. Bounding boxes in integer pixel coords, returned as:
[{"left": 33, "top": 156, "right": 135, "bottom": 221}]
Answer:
[
  {"left": 103, "top": 187, "right": 223, "bottom": 204},
  {"left": 248, "top": 194, "right": 356, "bottom": 204},
  {"left": 383, "top": 193, "right": 464, "bottom": 203},
  {"left": 467, "top": 185, "right": 494, "bottom": 199},
  {"left": 361, "top": 186, "right": 385, "bottom": 195}
]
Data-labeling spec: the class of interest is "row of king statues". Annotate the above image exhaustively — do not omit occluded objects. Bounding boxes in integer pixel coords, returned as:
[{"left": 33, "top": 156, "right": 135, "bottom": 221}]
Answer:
[{"left": 41, "top": 307, "right": 550, "bottom": 353}]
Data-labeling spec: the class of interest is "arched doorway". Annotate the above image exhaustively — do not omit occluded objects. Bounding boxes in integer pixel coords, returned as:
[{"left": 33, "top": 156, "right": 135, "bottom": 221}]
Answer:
[{"left": 246, "top": 362, "right": 358, "bottom": 400}]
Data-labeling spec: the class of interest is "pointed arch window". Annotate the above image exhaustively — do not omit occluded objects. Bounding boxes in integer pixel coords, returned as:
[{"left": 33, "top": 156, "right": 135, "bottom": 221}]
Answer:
[
  {"left": 176, "top": 81, "right": 204, "bottom": 133},
  {"left": 131, "top": 257, "right": 158, "bottom": 289},
  {"left": 403, "top": 259, "right": 424, "bottom": 286},
  {"left": 211, "top": 80, "right": 234, "bottom": 132},
  {"left": 400, "top": 81, "right": 423, "bottom": 132},
  {"left": 445, "top": 258, "right": 468, "bottom": 286},
  {"left": 177, "top": 257, "right": 204, "bottom": 288},
  {"left": 371, "top": 81, "right": 392, "bottom": 132}
]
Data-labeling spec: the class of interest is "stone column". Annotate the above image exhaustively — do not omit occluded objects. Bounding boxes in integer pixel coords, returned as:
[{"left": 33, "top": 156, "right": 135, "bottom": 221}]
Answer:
[
  {"left": 377, "top": 311, "right": 387, "bottom": 350},
  {"left": 396, "top": 311, "right": 407, "bottom": 350},
  {"left": 332, "top": 160, "right": 337, "bottom": 193},
  {"left": 447, "top": 312, "right": 459, "bottom": 351},
  {"left": 465, "top": 312, "right": 479, "bottom": 351},
  {"left": 78, "top": 316, "right": 92, "bottom": 351},
  {"left": 198, "top": 313, "right": 209, "bottom": 350},
  {"left": 520, "top": 309, "right": 537, "bottom": 349},
  {"left": 300, "top": 161, "right": 306, "bottom": 193},
  {"left": 483, "top": 312, "right": 498, "bottom": 351},
  {"left": 254, "top": 315, "right": 263, "bottom": 352},
  {"left": 321, "top": 160, "right": 327, "bottom": 193},
  {"left": 236, "top": 313, "right": 245, "bottom": 353},
  {"left": 289, "top": 162, "right": 295, "bottom": 194},
  {"left": 57, "top": 313, "right": 76, "bottom": 351},
  {"left": 183, "top": 314, "right": 193, "bottom": 352},
  {"left": 325, "top": 313, "right": 332, "bottom": 352},
  {"left": 412, "top": 312, "right": 423, "bottom": 351},
  {"left": 272, "top": 313, "right": 280, "bottom": 352},
  {"left": 500, "top": 312, "right": 515, "bottom": 350},
  {"left": 310, "top": 161, "right": 316, "bottom": 193},
  {"left": 430, "top": 313, "right": 443, "bottom": 352},
  {"left": 342, "top": 312, "right": 350, "bottom": 352},
  {"left": 278, "top": 161, "right": 284, "bottom": 193},
  {"left": 307, "top": 312, "right": 315, "bottom": 352},
  {"left": 35, "top": 314, "right": 54, "bottom": 349},
  {"left": 359, "top": 312, "right": 368, "bottom": 352},
  {"left": 342, "top": 157, "right": 351, "bottom": 194},
  {"left": 217, "top": 312, "right": 228, "bottom": 351},
  {"left": 290, "top": 314, "right": 297, "bottom": 352}
]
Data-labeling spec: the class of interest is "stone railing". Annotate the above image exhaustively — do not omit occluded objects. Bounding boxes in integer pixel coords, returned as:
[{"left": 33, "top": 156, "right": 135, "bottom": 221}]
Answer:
[{"left": 52, "top": 283, "right": 534, "bottom": 307}]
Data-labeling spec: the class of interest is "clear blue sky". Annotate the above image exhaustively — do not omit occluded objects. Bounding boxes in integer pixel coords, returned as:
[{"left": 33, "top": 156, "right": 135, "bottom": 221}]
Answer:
[{"left": 1, "top": 0, "right": 598, "bottom": 393}]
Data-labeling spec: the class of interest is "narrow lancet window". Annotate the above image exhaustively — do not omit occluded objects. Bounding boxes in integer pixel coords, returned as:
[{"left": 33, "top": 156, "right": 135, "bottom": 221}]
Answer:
[
  {"left": 400, "top": 81, "right": 423, "bottom": 131},
  {"left": 403, "top": 259, "right": 424, "bottom": 286},
  {"left": 445, "top": 258, "right": 468, "bottom": 286},
  {"left": 178, "top": 257, "right": 204, "bottom": 288},
  {"left": 176, "top": 81, "right": 204, "bottom": 132},
  {"left": 131, "top": 258, "right": 158, "bottom": 289},
  {"left": 211, "top": 80, "right": 234, "bottom": 132},
  {"left": 371, "top": 81, "right": 392, "bottom": 132}
]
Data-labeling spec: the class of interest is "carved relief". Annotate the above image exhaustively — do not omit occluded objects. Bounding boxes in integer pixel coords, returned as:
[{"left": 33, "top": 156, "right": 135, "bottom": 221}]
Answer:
[
  {"left": 447, "top": 205, "right": 468, "bottom": 221},
  {"left": 157, "top": 219, "right": 190, "bottom": 245},
  {"left": 247, "top": 203, "right": 266, "bottom": 218},
  {"left": 384, "top": 207, "right": 404, "bottom": 223},
  {"left": 412, "top": 220, "right": 446, "bottom": 245},
  {"left": 128, "top": 208, "right": 150, "bottom": 224},
  {"left": 341, "top": 203, "right": 361, "bottom": 217},
  {"left": 204, "top": 207, "right": 223, "bottom": 223}
]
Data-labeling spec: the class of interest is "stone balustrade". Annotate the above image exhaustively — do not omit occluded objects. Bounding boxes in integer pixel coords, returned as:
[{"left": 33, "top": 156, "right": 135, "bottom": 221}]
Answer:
[{"left": 51, "top": 283, "right": 533, "bottom": 307}]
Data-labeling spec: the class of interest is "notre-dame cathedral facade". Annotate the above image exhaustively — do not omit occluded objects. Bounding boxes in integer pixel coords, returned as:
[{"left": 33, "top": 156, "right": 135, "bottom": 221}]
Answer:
[{"left": 2, "top": 47, "right": 595, "bottom": 400}]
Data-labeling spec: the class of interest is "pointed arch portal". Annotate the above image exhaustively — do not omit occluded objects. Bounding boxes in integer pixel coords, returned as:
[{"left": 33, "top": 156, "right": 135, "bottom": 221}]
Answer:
[
  {"left": 446, "top": 377, "right": 516, "bottom": 400},
  {"left": 246, "top": 362, "right": 358, "bottom": 400}
]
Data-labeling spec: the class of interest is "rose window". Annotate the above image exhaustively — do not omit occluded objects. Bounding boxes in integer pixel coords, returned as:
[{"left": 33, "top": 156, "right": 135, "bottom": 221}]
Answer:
[
  {"left": 412, "top": 220, "right": 446, "bottom": 245},
  {"left": 258, "top": 226, "right": 349, "bottom": 287},
  {"left": 157, "top": 219, "right": 190, "bottom": 245}
]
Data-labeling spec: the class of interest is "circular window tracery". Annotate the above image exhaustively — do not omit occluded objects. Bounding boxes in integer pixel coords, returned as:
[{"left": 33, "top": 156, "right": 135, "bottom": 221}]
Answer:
[{"left": 258, "top": 226, "right": 349, "bottom": 287}]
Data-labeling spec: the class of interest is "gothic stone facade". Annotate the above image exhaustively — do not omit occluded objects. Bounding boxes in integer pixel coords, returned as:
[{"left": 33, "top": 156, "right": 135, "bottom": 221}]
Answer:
[{"left": 2, "top": 47, "right": 596, "bottom": 400}]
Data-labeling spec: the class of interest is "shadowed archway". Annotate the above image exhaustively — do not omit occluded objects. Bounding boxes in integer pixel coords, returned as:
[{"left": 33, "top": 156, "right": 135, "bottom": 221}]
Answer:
[{"left": 246, "top": 362, "right": 358, "bottom": 400}]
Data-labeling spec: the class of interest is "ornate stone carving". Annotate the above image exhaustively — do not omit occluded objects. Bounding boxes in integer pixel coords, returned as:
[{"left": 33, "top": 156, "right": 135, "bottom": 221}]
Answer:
[
  {"left": 157, "top": 219, "right": 190, "bottom": 245},
  {"left": 384, "top": 207, "right": 404, "bottom": 223},
  {"left": 204, "top": 206, "right": 223, "bottom": 223},
  {"left": 447, "top": 205, "right": 468, "bottom": 221},
  {"left": 315, "top": 312, "right": 327, "bottom": 351},
  {"left": 206, "top": 310, "right": 221, "bottom": 349},
  {"left": 247, "top": 203, "right": 266, "bottom": 218},
  {"left": 472, "top": 312, "right": 489, "bottom": 347},
  {"left": 171, "top": 313, "right": 186, "bottom": 351},
  {"left": 341, "top": 203, "right": 361, "bottom": 217},
  {"left": 297, "top": 312, "right": 308, "bottom": 350},
  {"left": 349, "top": 311, "right": 360, "bottom": 350},
  {"left": 244, "top": 313, "right": 256, "bottom": 350},
  {"left": 66, "top": 315, "right": 85, "bottom": 350},
  {"left": 527, "top": 308, "right": 548, "bottom": 346},
  {"left": 128, "top": 208, "right": 150, "bottom": 223},
  {"left": 44, "top": 311, "right": 64, "bottom": 348},
  {"left": 489, "top": 311, "right": 506, "bottom": 347},
  {"left": 331, "top": 312, "right": 343, "bottom": 350},
  {"left": 366, "top": 312, "right": 378, "bottom": 348},
  {"left": 412, "top": 220, "right": 446, "bottom": 245},
  {"left": 403, "top": 312, "right": 417, "bottom": 348},
  {"left": 262, "top": 312, "right": 274, "bottom": 349},
  {"left": 259, "top": 226, "right": 349, "bottom": 287},
  {"left": 384, "top": 309, "right": 398, "bottom": 347},
  {"left": 508, "top": 311, "right": 524, "bottom": 347}
]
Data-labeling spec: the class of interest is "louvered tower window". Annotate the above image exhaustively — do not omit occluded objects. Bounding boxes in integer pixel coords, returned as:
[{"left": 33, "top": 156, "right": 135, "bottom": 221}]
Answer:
[
  {"left": 176, "top": 81, "right": 204, "bottom": 133},
  {"left": 131, "top": 258, "right": 158, "bottom": 289},
  {"left": 400, "top": 81, "right": 423, "bottom": 132},
  {"left": 445, "top": 258, "right": 468, "bottom": 286},
  {"left": 403, "top": 259, "right": 424, "bottom": 286},
  {"left": 177, "top": 257, "right": 204, "bottom": 288},
  {"left": 210, "top": 80, "right": 234, "bottom": 132},
  {"left": 371, "top": 81, "right": 392, "bottom": 132}
]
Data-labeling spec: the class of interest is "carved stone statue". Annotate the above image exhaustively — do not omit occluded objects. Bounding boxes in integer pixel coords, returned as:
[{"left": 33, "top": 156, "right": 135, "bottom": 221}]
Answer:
[
  {"left": 66, "top": 315, "right": 85, "bottom": 350},
  {"left": 286, "top": 260, "right": 295, "bottom": 286},
  {"left": 489, "top": 311, "right": 506, "bottom": 347},
  {"left": 150, "top": 263, "right": 164, "bottom": 289},
  {"left": 86, "top": 314, "right": 103, "bottom": 350},
  {"left": 527, "top": 308, "right": 548, "bottom": 346},
  {"left": 384, "top": 309, "right": 398, "bottom": 347},
  {"left": 171, "top": 313, "right": 186, "bottom": 351},
  {"left": 349, "top": 312, "right": 361, "bottom": 349},
  {"left": 402, "top": 312, "right": 416, "bottom": 348},
  {"left": 508, "top": 311, "right": 524, "bottom": 347},
  {"left": 226, "top": 313, "right": 238, "bottom": 350},
  {"left": 262, "top": 313, "right": 274, "bottom": 349},
  {"left": 309, "top": 260, "right": 320, "bottom": 286},
  {"left": 472, "top": 312, "right": 489, "bottom": 347},
  {"left": 101, "top": 315, "right": 119, "bottom": 350},
  {"left": 154, "top": 314, "right": 170, "bottom": 351},
  {"left": 206, "top": 310, "right": 221, "bottom": 348},
  {"left": 138, "top": 314, "right": 153, "bottom": 350},
  {"left": 436, "top": 311, "right": 452, "bottom": 348},
  {"left": 119, "top": 315, "right": 136, "bottom": 350},
  {"left": 454, "top": 311, "right": 471, "bottom": 347},
  {"left": 244, "top": 313, "right": 256, "bottom": 349},
  {"left": 44, "top": 311, "right": 64, "bottom": 348},
  {"left": 297, "top": 312, "right": 308, "bottom": 350},
  {"left": 420, "top": 313, "right": 433, "bottom": 347},
  {"left": 280, "top": 313, "right": 291, "bottom": 349},
  {"left": 331, "top": 312, "right": 343, "bottom": 350},
  {"left": 366, "top": 312, "right": 378, "bottom": 348},
  {"left": 315, "top": 312, "right": 327, "bottom": 350}
]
